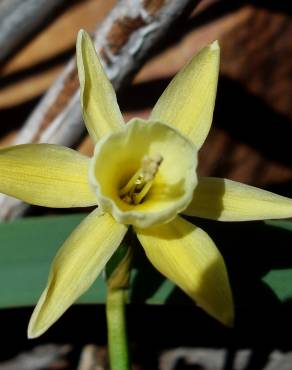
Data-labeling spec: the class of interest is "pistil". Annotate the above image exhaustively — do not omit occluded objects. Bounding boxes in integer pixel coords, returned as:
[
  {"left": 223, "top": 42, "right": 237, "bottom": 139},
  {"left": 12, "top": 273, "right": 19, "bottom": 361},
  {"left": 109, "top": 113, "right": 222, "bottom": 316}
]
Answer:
[{"left": 119, "top": 154, "right": 163, "bottom": 205}]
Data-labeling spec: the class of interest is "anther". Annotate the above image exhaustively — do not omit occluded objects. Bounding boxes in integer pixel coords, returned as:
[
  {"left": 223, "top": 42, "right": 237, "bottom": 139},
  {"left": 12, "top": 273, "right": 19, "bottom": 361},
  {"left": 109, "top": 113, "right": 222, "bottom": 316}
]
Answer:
[{"left": 119, "top": 154, "right": 163, "bottom": 204}]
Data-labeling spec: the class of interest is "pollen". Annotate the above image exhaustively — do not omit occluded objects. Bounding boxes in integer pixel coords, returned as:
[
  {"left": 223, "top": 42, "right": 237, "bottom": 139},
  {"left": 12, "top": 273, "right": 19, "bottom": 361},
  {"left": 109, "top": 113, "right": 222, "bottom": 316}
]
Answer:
[{"left": 119, "top": 154, "right": 163, "bottom": 205}]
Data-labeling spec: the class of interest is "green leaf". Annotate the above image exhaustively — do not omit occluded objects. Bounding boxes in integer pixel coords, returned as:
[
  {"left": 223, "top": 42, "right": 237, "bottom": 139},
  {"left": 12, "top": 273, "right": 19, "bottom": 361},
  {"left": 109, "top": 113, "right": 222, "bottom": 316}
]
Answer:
[
  {"left": 0, "top": 213, "right": 170, "bottom": 308},
  {"left": 0, "top": 213, "right": 103, "bottom": 308},
  {"left": 1, "top": 214, "right": 292, "bottom": 309},
  {"left": 262, "top": 219, "right": 292, "bottom": 301}
]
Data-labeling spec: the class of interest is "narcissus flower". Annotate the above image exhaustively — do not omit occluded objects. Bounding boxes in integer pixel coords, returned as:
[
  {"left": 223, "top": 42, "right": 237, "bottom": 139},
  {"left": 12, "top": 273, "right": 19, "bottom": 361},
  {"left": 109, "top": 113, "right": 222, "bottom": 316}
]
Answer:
[{"left": 1, "top": 30, "right": 292, "bottom": 339}]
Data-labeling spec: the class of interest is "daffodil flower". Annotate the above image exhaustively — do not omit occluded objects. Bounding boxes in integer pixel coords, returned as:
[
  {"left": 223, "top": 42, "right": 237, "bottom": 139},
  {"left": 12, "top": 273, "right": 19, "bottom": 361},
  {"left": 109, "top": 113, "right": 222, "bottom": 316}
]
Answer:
[{"left": 1, "top": 30, "right": 292, "bottom": 339}]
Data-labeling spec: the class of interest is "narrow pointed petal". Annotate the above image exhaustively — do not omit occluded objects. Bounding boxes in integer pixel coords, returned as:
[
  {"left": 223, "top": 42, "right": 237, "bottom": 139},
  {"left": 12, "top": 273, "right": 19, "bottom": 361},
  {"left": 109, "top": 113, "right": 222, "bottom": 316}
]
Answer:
[
  {"left": 76, "top": 30, "right": 124, "bottom": 142},
  {"left": 0, "top": 144, "right": 97, "bottom": 208},
  {"left": 150, "top": 41, "right": 219, "bottom": 149},
  {"left": 136, "top": 216, "right": 234, "bottom": 326},
  {"left": 184, "top": 177, "right": 292, "bottom": 221},
  {"left": 28, "top": 209, "right": 127, "bottom": 338}
]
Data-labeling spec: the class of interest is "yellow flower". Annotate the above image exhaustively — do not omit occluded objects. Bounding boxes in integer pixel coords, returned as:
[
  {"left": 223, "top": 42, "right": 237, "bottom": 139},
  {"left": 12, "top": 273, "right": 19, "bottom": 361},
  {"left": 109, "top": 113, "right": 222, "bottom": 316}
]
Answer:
[{"left": 1, "top": 30, "right": 292, "bottom": 339}]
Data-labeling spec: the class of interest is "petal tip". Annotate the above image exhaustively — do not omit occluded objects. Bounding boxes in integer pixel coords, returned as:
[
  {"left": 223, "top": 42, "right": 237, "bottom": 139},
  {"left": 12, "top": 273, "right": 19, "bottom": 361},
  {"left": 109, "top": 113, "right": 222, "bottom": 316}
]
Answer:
[
  {"left": 77, "top": 29, "right": 85, "bottom": 46},
  {"left": 210, "top": 40, "right": 220, "bottom": 51},
  {"left": 27, "top": 307, "right": 52, "bottom": 339},
  {"left": 222, "top": 310, "right": 234, "bottom": 328},
  {"left": 217, "top": 301, "right": 234, "bottom": 328},
  {"left": 27, "top": 331, "right": 37, "bottom": 340},
  {"left": 77, "top": 29, "right": 91, "bottom": 54},
  {"left": 77, "top": 29, "right": 87, "bottom": 40},
  {"left": 27, "top": 321, "right": 42, "bottom": 339}
]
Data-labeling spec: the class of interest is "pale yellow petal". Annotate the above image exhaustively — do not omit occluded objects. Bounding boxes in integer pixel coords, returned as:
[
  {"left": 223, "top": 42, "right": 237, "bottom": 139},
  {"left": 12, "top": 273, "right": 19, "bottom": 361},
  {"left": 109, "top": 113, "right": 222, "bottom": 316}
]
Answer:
[
  {"left": 184, "top": 177, "right": 292, "bottom": 221},
  {"left": 136, "top": 216, "right": 234, "bottom": 326},
  {"left": 90, "top": 118, "right": 197, "bottom": 228},
  {"left": 76, "top": 30, "right": 124, "bottom": 142},
  {"left": 0, "top": 144, "right": 97, "bottom": 208},
  {"left": 150, "top": 41, "right": 219, "bottom": 149},
  {"left": 28, "top": 209, "right": 127, "bottom": 338}
]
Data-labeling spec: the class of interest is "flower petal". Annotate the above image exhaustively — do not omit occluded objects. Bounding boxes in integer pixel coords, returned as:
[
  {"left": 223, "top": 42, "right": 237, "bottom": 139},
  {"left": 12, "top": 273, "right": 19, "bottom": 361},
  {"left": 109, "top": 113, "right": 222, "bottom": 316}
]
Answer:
[
  {"left": 90, "top": 119, "right": 197, "bottom": 228},
  {"left": 76, "top": 30, "right": 124, "bottom": 142},
  {"left": 150, "top": 41, "right": 219, "bottom": 149},
  {"left": 28, "top": 209, "right": 127, "bottom": 338},
  {"left": 184, "top": 177, "right": 292, "bottom": 221},
  {"left": 0, "top": 144, "right": 97, "bottom": 208},
  {"left": 136, "top": 216, "right": 234, "bottom": 326}
]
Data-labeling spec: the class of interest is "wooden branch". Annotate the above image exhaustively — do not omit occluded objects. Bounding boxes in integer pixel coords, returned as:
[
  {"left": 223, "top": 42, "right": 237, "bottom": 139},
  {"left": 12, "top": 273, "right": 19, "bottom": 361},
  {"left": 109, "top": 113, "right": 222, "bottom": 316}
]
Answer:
[
  {"left": 77, "top": 345, "right": 108, "bottom": 370},
  {"left": 0, "top": 0, "right": 68, "bottom": 63},
  {"left": 0, "top": 0, "right": 198, "bottom": 220},
  {"left": 0, "top": 344, "right": 71, "bottom": 370}
]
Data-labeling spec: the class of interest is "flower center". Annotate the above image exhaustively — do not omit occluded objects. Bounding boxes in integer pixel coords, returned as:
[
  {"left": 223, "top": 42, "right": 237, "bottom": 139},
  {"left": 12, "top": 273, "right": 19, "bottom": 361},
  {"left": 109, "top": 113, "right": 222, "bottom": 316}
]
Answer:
[
  {"left": 119, "top": 154, "right": 163, "bottom": 205},
  {"left": 90, "top": 119, "right": 198, "bottom": 228}
]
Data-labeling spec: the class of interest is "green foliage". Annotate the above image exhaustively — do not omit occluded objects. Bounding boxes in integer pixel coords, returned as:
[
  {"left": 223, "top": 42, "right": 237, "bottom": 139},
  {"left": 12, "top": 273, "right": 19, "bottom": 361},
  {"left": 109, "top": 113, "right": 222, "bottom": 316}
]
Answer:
[{"left": 0, "top": 213, "right": 292, "bottom": 308}]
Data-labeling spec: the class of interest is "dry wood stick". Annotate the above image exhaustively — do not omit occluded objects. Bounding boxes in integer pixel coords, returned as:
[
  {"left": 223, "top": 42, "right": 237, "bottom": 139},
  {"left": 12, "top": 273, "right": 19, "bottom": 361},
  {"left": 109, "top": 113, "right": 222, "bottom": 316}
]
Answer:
[
  {"left": 0, "top": 0, "right": 198, "bottom": 220},
  {"left": 0, "top": 0, "right": 68, "bottom": 63}
]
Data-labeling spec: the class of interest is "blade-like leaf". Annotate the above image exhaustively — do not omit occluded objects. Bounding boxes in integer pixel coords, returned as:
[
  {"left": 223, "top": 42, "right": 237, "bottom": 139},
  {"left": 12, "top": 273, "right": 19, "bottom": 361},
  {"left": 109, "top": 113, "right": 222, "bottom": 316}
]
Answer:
[{"left": 1, "top": 215, "right": 292, "bottom": 309}]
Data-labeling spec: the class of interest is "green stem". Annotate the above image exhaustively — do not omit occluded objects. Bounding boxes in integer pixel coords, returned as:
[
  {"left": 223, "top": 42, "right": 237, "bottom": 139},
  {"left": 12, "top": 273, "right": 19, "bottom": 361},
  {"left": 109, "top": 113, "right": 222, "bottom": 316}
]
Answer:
[{"left": 106, "top": 288, "right": 130, "bottom": 370}]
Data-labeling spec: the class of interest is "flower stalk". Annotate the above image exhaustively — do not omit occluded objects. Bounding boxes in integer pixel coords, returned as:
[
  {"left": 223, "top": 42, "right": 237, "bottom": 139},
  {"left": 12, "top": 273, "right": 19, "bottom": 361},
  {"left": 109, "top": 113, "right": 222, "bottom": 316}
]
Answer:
[
  {"left": 105, "top": 242, "right": 133, "bottom": 370},
  {"left": 106, "top": 288, "right": 130, "bottom": 370}
]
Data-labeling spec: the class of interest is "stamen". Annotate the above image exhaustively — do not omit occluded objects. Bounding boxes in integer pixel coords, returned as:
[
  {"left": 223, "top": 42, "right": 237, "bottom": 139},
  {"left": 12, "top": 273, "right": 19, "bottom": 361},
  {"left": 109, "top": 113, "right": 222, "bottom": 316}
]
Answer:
[{"left": 119, "top": 154, "right": 163, "bottom": 205}]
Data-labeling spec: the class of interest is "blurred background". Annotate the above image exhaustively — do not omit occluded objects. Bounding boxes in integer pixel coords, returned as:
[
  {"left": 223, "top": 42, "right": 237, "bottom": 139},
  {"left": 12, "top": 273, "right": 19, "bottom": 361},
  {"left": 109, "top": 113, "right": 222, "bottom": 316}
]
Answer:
[{"left": 0, "top": 0, "right": 292, "bottom": 369}]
